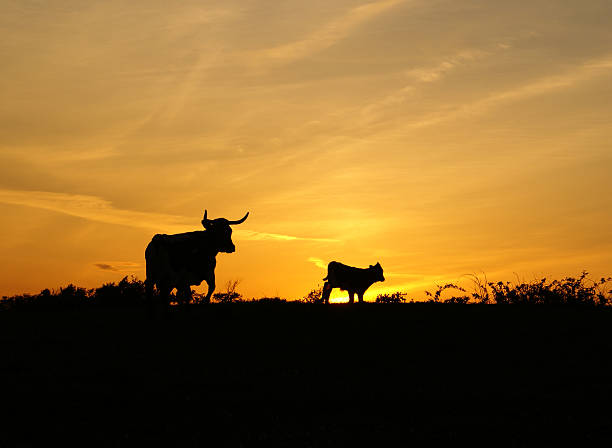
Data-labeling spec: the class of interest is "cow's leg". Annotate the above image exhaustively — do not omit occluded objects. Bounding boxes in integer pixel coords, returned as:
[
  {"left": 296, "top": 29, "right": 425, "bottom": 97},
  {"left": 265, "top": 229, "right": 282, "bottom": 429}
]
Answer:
[
  {"left": 203, "top": 273, "right": 215, "bottom": 304},
  {"left": 357, "top": 291, "right": 364, "bottom": 303},
  {"left": 322, "top": 282, "right": 332, "bottom": 304},
  {"left": 348, "top": 291, "right": 355, "bottom": 304}
]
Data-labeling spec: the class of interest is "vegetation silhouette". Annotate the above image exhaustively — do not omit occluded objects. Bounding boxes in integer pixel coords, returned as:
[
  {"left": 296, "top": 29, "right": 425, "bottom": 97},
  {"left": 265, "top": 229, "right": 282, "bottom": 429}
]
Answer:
[
  {"left": 321, "top": 261, "right": 385, "bottom": 304},
  {"left": 375, "top": 291, "right": 408, "bottom": 303},
  {"left": 95, "top": 275, "right": 147, "bottom": 307},
  {"left": 1, "top": 259, "right": 612, "bottom": 446},
  {"left": 420, "top": 271, "right": 612, "bottom": 306},
  {"left": 254, "top": 296, "right": 287, "bottom": 304},
  {"left": 301, "top": 285, "right": 324, "bottom": 304},
  {"left": 2, "top": 271, "right": 611, "bottom": 310},
  {"left": 3, "top": 282, "right": 612, "bottom": 446},
  {"left": 210, "top": 279, "right": 242, "bottom": 303},
  {"left": 144, "top": 209, "right": 248, "bottom": 309}
]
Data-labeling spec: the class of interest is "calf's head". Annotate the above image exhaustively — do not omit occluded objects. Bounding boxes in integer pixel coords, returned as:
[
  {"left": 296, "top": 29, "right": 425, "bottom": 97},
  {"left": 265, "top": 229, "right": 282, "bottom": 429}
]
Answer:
[
  {"left": 201, "top": 210, "right": 249, "bottom": 253},
  {"left": 369, "top": 262, "right": 385, "bottom": 282}
]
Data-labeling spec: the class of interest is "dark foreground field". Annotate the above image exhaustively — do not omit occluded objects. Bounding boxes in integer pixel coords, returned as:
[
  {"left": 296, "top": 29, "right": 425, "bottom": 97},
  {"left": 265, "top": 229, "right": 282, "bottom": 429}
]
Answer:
[{"left": 2, "top": 303, "right": 612, "bottom": 446}]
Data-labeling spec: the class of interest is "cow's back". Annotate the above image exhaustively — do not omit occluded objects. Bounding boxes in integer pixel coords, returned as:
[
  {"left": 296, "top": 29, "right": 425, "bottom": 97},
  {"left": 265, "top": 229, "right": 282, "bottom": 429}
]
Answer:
[{"left": 145, "top": 232, "right": 210, "bottom": 285}]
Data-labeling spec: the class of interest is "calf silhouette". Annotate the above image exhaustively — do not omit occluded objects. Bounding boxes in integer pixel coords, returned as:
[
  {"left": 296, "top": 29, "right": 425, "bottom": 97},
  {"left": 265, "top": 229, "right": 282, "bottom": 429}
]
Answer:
[{"left": 321, "top": 261, "right": 385, "bottom": 304}]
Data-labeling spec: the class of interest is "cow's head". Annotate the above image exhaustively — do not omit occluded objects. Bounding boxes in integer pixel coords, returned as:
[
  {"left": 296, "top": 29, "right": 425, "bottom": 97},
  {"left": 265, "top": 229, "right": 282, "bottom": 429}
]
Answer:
[
  {"left": 201, "top": 210, "right": 249, "bottom": 253},
  {"left": 369, "top": 262, "right": 385, "bottom": 282}
]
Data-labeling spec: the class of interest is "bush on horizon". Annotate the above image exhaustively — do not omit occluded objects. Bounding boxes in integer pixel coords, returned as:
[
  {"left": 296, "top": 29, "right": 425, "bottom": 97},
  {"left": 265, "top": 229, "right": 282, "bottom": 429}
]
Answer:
[{"left": 375, "top": 292, "right": 408, "bottom": 304}]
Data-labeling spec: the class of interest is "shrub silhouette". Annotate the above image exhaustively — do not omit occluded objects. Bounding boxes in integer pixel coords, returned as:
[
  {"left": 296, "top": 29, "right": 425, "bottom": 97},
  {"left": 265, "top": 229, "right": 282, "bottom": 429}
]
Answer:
[
  {"left": 301, "top": 286, "right": 324, "bottom": 304},
  {"left": 212, "top": 279, "right": 242, "bottom": 303},
  {"left": 94, "top": 276, "right": 146, "bottom": 306},
  {"left": 485, "top": 272, "right": 611, "bottom": 306},
  {"left": 423, "top": 271, "right": 612, "bottom": 306},
  {"left": 424, "top": 283, "right": 468, "bottom": 303},
  {"left": 1, "top": 284, "right": 92, "bottom": 310},
  {"left": 375, "top": 292, "right": 408, "bottom": 303},
  {"left": 56, "top": 284, "right": 90, "bottom": 307},
  {"left": 254, "top": 297, "right": 287, "bottom": 304},
  {"left": 465, "top": 273, "right": 490, "bottom": 304},
  {"left": 1, "top": 277, "right": 145, "bottom": 309},
  {"left": 442, "top": 295, "right": 471, "bottom": 305}
]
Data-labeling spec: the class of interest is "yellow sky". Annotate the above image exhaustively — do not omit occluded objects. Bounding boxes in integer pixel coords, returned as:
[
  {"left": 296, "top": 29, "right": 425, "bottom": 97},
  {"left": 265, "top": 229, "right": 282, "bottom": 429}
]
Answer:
[{"left": 1, "top": 0, "right": 611, "bottom": 300}]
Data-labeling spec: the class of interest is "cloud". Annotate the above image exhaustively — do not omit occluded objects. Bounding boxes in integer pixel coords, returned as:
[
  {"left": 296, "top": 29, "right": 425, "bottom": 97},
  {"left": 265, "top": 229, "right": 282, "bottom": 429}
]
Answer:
[
  {"left": 239, "top": 231, "right": 338, "bottom": 243},
  {"left": 122, "top": 6, "right": 243, "bottom": 127},
  {"left": 308, "top": 257, "right": 329, "bottom": 269},
  {"left": 400, "top": 53, "right": 612, "bottom": 130},
  {"left": 252, "top": 0, "right": 407, "bottom": 66},
  {"left": 94, "top": 263, "right": 116, "bottom": 271},
  {"left": 0, "top": 188, "right": 190, "bottom": 233},
  {"left": 0, "top": 188, "right": 336, "bottom": 242},
  {"left": 404, "top": 49, "right": 489, "bottom": 83},
  {"left": 0, "top": 146, "right": 119, "bottom": 164},
  {"left": 94, "top": 262, "right": 142, "bottom": 272},
  {"left": 359, "top": 44, "right": 510, "bottom": 123}
]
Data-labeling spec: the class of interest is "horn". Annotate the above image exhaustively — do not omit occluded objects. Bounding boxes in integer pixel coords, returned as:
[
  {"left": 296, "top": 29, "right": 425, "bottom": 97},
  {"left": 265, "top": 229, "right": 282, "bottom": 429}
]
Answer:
[
  {"left": 202, "top": 210, "right": 209, "bottom": 224},
  {"left": 227, "top": 211, "right": 249, "bottom": 225}
]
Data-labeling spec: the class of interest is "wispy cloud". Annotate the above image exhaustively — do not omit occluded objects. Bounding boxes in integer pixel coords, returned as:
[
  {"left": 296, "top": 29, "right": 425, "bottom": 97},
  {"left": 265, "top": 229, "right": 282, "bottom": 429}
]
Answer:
[
  {"left": 239, "top": 231, "right": 338, "bottom": 243},
  {"left": 400, "top": 53, "right": 612, "bottom": 130},
  {"left": 130, "top": 6, "right": 242, "bottom": 127},
  {"left": 1, "top": 146, "right": 119, "bottom": 164},
  {"left": 404, "top": 48, "right": 489, "bottom": 83},
  {"left": 94, "top": 263, "right": 116, "bottom": 271},
  {"left": 252, "top": 0, "right": 407, "bottom": 66},
  {"left": 308, "top": 257, "right": 329, "bottom": 269},
  {"left": 0, "top": 189, "right": 190, "bottom": 233},
  {"left": 359, "top": 43, "right": 510, "bottom": 123},
  {"left": 94, "top": 261, "right": 141, "bottom": 272},
  {"left": 0, "top": 189, "right": 337, "bottom": 242}
]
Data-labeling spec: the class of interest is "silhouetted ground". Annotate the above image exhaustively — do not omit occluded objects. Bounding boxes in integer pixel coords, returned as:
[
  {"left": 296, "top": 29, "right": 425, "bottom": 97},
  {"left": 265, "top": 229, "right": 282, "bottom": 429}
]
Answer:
[{"left": 2, "top": 303, "right": 612, "bottom": 446}]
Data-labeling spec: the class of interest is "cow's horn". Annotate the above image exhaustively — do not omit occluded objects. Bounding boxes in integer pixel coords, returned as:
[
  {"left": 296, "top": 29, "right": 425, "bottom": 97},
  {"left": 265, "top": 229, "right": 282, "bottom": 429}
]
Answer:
[
  {"left": 202, "top": 210, "right": 209, "bottom": 223},
  {"left": 228, "top": 212, "right": 249, "bottom": 225}
]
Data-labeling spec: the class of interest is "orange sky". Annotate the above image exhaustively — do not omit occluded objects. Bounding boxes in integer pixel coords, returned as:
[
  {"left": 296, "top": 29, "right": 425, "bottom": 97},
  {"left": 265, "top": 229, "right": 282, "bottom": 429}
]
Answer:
[{"left": 1, "top": 0, "right": 611, "bottom": 301}]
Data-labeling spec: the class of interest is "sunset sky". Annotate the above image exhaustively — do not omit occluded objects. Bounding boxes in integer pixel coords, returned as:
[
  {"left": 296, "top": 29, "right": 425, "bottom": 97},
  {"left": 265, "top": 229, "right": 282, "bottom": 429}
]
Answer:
[{"left": 1, "top": 0, "right": 611, "bottom": 301}]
